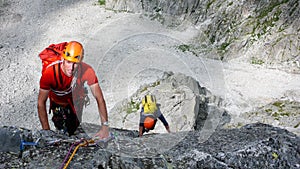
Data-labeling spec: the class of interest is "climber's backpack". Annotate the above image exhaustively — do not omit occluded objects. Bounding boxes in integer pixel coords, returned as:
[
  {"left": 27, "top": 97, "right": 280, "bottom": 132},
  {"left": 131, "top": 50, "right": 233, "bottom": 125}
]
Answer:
[
  {"left": 142, "top": 95, "right": 158, "bottom": 114},
  {"left": 38, "top": 42, "right": 68, "bottom": 74}
]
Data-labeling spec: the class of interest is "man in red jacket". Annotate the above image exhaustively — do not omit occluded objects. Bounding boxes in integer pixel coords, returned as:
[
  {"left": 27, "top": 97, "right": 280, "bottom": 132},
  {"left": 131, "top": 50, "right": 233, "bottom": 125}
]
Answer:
[{"left": 37, "top": 41, "right": 109, "bottom": 138}]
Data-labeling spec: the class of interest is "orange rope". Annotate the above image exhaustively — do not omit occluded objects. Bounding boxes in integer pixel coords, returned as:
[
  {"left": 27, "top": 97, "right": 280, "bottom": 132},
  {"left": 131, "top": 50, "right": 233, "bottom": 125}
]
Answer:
[{"left": 63, "top": 139, "right": 95, "bottom": 169}]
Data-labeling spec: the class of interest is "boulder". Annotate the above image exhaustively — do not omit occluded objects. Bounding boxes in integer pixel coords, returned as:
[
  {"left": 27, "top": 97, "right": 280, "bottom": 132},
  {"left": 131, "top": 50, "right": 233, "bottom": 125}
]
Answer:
[{"left": 109, "top": 72, "right": 227, "bottom": 133}]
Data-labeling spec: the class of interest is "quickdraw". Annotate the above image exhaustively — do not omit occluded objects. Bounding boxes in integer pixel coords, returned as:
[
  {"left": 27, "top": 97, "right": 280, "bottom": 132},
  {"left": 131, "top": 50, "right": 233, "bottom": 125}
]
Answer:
[{"left": 19, "top": 138, "right": 40, "bottom": 158}]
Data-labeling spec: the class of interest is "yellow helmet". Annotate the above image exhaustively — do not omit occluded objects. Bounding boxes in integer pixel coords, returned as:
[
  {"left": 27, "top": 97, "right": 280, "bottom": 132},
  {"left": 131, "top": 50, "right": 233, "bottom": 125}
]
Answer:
[{"left": 62, "top": 41, "right": 83, "bottom": 63}]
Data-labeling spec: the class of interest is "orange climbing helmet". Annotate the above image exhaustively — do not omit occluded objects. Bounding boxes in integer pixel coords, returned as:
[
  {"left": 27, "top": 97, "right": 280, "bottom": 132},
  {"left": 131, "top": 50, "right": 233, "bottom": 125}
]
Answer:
[
  {"left": 144, "top": 116, "right": 155, "bottom": 129},
  {"left": 62, "top": 41, "right": 84, "bottom": 63}
]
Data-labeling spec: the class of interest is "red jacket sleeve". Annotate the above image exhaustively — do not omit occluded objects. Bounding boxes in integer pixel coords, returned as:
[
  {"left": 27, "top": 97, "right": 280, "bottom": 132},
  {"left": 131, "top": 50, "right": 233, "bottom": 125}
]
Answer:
[{"left": 39, "top": 66, "right": 54, "bottom": 90}]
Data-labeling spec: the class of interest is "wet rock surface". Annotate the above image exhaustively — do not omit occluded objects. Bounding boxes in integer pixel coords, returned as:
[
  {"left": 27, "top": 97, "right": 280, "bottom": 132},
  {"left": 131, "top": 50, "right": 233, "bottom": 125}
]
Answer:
[{"left": 0, "top": 123, "right": 299, "bottom": 169}]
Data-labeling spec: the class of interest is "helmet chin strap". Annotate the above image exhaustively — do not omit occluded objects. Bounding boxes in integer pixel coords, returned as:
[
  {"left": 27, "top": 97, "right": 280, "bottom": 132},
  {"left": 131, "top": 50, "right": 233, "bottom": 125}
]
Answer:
[
  {"left": 72, "top": 62, "right": 80, "bottom": 73},
  {"left": 61, "top": 58, "right": 79, "bottom": 75},
  {"left": 72, "top": 62, "right": 75, "bottom": 71}
]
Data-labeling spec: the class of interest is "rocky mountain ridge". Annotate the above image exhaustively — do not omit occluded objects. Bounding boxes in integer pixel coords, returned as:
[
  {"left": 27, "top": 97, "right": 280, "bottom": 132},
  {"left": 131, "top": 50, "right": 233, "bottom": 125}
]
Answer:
[
  {"left": 0, "top": 0, "right": 299, "bottom": 168},
  {"left": 0, "top": 122, "right": 299, "bottom": 169},
  {"left": 106, "top": 0, "right": 300, "bottom": 73}
]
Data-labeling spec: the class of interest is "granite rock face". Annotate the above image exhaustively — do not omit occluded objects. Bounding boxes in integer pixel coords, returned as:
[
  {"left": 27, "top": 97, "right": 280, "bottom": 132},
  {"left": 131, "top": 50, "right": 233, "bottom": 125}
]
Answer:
[
  {"left": 167, "top": 123, "right": 300, "bottom": 169},
  {"left": 106, "top": 0, "right": 300, "bottom": 73},
  {"left": 0, "top": 1, "right": 299, "bottom": 168},
  {"left": 0, "top": 123, "right": 299, "bottom": 169},
  {"left": 109, "top": 72, "right": 227, "bottom": 133}
]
